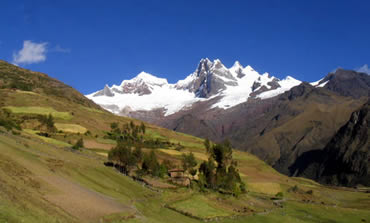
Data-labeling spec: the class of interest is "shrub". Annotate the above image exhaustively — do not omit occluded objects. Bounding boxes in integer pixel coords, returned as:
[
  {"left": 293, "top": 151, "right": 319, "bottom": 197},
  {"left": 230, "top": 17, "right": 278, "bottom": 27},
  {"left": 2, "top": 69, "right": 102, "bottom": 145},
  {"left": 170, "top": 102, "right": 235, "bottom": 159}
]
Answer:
[
  {"left": 288, "top": 185, "right": 299, "bottom": 193},
  {"left": 275, "top": 192, "right": 284, "bottom": 198},
  {"left": 72, "top": 138, "right": 84, "bottom": 150}
]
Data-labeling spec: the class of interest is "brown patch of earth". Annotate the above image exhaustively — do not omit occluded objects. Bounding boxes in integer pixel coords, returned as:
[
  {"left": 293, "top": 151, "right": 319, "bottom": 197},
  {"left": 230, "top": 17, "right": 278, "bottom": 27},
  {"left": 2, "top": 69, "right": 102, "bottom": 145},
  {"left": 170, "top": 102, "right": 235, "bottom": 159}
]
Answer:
[
  {"left": 84, "top": 139, "right": 114, "bottom": 150},
  {"left": 41, "top": 175, "right": 133, "bottom": 222},
  {"left": 142, "top": 176, "right": 177, "bottom": 189}
]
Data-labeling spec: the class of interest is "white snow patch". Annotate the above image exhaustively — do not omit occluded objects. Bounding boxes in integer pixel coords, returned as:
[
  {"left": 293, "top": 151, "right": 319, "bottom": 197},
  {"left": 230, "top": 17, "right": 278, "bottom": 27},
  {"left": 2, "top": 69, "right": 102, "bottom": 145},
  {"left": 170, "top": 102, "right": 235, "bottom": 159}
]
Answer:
[
  {"left": 310, "top": 78, "right": 329, "bottom": 88},
  {"left": 120, "top": 71, "right": 168, "bottom": 87},
  {"left": 317, "top": 80, "right": 329, "bottom": 87},
  {"left": 257, "top": 76, "right": 301, "bottom": 99},
  {"left": 310, "top": 78, "right": 323, "bottom": 86},
  {"left": 87, "top": 84, "right": 202, "bottom": 116}
]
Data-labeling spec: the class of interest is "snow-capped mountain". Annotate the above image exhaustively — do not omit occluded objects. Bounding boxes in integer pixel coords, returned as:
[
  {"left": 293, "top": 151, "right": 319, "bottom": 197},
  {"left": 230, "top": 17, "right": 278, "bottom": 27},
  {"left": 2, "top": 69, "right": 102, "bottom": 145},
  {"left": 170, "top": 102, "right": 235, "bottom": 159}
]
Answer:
[{"left": 87, "top": 58, "right": 322, "bottom": 116}]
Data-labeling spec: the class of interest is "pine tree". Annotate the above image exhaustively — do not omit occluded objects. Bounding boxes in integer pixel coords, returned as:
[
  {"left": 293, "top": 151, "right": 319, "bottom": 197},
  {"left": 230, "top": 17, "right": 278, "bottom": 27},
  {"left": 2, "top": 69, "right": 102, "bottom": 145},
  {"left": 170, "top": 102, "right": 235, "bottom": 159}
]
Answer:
[
  {"left": 204, "top": 138, "right": 211, "bottom": 153},
  {"left": 140, "top": 122, "right": 146, "bottom": 134}
]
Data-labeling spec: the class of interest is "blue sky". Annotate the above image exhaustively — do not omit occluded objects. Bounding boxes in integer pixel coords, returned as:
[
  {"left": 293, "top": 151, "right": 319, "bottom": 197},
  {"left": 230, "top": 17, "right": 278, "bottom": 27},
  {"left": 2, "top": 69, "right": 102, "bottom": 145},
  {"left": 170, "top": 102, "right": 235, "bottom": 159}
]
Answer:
[{"left": 0, "top": 0, "right": 369, "bottom": 94}]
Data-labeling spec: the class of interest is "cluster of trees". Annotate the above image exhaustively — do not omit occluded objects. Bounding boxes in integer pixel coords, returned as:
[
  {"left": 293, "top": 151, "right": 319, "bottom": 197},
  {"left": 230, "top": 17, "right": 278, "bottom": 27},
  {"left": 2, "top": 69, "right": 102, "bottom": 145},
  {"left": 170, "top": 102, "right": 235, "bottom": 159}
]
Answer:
[
  {"left": 0, "top": 108, "right": 21, "bottom": 131},
  {"left": 105, "top": 121, "right": 171, "bottom": 149},
  {"left": 182, "top": 152, "right": 197, "bottom": 178},
  {"left": 198, "top": 139, "right": 246, "bottom": 196},
  {"left": 38, "top": 114, "right": 56, "bottom": 133},
  {"left": 108, "top": 142, "right": 172, "bottom": 178}
]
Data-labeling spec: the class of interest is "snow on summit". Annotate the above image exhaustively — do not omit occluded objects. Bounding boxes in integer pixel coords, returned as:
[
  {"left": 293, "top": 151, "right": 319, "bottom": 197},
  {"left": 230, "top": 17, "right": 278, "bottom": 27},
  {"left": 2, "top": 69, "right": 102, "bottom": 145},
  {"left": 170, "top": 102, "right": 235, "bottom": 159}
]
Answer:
[
  {"left": 87, "top": 59, "right": 303, "bottom": 116},
  {"left": 121, "top": 71, "right": 168, "bottom": 86}
]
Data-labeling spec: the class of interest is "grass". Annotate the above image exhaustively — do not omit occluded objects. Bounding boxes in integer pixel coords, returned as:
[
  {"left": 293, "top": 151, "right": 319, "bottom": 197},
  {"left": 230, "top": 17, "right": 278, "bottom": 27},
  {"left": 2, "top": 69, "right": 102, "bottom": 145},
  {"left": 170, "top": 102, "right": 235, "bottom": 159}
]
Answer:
[
  {"left": 169, "top": 195, "right": 234, "bottom": 220},
  {"left": 248, "top": 182, "right": 282, "bottom": 195},
  {"left": 23, "top": 129, "right": 71, "bottom": 147},
  {"left": 219, "top": 201, "right": 370, "bottom": 223},
  {"left": 96, "top": 137, "right": 117, "bottom": 145},
  {"left": 159, "top": 149, "right": 208, "bottom": 161},
  {"left": 55, "top": 123, "right": 87, "bottom": 134},
  {"left": 3, "top": 106, "right": 73, "bottom": 120},
  {"left": 80, "top": 105, "right": 105, "bottom": 114}
]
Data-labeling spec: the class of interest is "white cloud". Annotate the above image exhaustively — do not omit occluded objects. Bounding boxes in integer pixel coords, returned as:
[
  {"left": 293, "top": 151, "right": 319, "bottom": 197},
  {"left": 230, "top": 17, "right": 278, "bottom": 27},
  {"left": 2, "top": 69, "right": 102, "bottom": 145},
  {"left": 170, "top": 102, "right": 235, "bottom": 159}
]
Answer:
[
  {"left": 357, "top": 64, "right": 370, "bottom": 75},
  {"left": 12, "top": 40, "right": 48, "bottom": 65}
]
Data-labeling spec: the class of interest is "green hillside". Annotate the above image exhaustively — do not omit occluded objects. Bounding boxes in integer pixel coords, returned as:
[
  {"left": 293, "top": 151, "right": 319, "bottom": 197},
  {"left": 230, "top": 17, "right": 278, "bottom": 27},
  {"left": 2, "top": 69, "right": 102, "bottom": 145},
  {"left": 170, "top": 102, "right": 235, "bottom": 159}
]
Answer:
[{"left": 0, "top": 60, "right": 369, "bottom": 222}]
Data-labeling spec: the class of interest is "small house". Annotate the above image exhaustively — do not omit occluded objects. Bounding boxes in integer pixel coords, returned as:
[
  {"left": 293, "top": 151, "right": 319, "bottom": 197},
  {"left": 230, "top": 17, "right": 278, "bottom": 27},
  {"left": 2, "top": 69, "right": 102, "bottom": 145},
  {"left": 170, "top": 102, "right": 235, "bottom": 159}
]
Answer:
[
  {"left": 168, "top": 169, "right": 190, "bottom": 187},
  {"left": 168, "top": 169, "right": 185, "bottom": 178}
]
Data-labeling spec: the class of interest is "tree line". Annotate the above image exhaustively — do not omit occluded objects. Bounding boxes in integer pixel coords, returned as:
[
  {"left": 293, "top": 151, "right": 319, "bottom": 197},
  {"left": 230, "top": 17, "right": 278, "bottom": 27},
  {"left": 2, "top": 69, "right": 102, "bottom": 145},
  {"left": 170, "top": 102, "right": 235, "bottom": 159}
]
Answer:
[{"left": 105, "top": 121, "right": 172, "bottom": 149}]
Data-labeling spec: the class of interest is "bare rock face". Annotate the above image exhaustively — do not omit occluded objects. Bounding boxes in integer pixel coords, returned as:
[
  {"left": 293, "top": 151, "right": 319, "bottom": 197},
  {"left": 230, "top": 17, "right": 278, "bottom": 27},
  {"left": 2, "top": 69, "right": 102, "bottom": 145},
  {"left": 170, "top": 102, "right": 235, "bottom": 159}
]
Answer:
[
  {"left": 120, "top": 82, "right": 152, "bottom": 95},
  {"left": 176, "top": 58, "right": 238, "bottom": 98},
  {"left": 93, "top": 85, "right": 114, "bottom": 97}
]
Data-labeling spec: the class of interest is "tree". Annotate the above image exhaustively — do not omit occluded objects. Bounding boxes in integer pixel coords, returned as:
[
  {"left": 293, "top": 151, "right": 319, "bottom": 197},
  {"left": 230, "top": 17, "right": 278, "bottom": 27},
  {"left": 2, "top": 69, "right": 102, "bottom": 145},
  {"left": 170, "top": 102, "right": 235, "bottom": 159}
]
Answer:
[
  {"left": 117, "top": 145, "right": 136, "bottom": 174},
  {"left": 110, "top": 122, "right": 119, "bottom": 130},
  {"left": 198, "top": 140, "right": 245, "bottom": 193},
  {"left": 140, "top": 122, "right": 146, "bottom": 134},
  {"left": 129, "top": 121, "right": 135, "bottom": 130},
  {"left": 182, "top": 152, "right": 197, "bottom": 171},
  {"left": 212, "top": 140, "right": 232, "bottom": 169},
  {"left": 46, "top": 114, "right": 55, "bottom": 132},
  {"left": 73, "top": 138, "right": 84, "bottom": 150},
  {"left": 204, "top": 138, "right": 211, "bottom": 153},
  {"left": 142, "top": 150, "right": 160, "bottom": 176},
  {"left": 132, "top": 146, "right": 143, "bottom": 163},
  {"left": 199, "top": 158, "right": 216, "bottom": 189}
]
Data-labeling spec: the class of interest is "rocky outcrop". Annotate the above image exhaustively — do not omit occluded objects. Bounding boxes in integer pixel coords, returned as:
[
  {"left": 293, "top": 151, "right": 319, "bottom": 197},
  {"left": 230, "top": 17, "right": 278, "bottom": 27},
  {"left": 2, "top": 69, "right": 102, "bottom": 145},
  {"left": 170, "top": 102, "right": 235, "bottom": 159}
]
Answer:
[{"left": 176, "top": 58, "right": 238, "bottom": 98}]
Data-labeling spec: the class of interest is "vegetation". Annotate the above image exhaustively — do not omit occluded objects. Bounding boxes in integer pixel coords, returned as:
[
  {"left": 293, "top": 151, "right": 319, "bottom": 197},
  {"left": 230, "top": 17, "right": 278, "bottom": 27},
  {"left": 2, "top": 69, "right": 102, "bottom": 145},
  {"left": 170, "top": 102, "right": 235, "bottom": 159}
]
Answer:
[
  {"left": 105, "top": 121, "right": 172, "bottom": 149},
  {"left": 3, "top": 106, "right": 73, "bottom": 120},
  {"left": 0, "top": 108, "right": 21, "bottom": 131},
  {"left": 55, "top": 123, "right": 87, "bottom": 134},
  {"left": 38, "top": 114, "right": 56, "bottom": 133},
  {"left": 198, "top": 140, "right": 245, "bottom": 196},
  {"left": 72, "top": 138, "right": 84, "bottom": 150}
]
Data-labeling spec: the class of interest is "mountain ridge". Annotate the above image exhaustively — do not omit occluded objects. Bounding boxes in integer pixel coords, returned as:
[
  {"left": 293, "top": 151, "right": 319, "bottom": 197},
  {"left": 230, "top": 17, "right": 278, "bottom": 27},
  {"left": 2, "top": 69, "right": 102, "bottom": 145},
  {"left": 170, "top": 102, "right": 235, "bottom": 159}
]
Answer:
[{"left": 87, "top": 58, "right": 309, "bottom": 115}]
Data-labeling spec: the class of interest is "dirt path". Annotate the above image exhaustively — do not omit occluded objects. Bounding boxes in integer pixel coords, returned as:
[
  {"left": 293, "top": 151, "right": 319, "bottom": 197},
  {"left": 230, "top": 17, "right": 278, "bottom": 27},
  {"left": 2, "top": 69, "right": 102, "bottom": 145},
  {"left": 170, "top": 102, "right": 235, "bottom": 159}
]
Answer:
[{"left": 41, "top": 175, "right": 133, "bottom": 222}]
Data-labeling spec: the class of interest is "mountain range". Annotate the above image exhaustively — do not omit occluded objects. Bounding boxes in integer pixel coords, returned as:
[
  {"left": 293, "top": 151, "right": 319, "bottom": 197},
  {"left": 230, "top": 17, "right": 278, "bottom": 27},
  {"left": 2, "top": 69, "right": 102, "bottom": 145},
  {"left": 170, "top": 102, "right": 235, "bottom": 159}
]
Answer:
[
  {"left": 88, "top": 59, "right": 370, "bottom": 186},
  {"left": 87, "top": 58, "right": 305, "bottom": 115}
]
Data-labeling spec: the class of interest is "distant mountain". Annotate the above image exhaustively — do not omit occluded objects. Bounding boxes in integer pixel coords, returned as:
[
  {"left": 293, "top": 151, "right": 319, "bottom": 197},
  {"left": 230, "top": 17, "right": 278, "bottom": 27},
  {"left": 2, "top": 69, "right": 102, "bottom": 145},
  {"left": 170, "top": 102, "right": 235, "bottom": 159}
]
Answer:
[
  {"left": 87, "top": 58, "right": 302, "bottom": 116},
  {"left": 88, "top": 60, "right": 370, "bottom": 186}
]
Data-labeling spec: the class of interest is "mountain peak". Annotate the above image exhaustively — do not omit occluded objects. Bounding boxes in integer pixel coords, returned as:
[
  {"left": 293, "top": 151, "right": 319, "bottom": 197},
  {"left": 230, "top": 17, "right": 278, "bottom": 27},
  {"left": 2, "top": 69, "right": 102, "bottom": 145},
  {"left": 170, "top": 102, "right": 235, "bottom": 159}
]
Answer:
[
  {"left": 231, "top": 61, "right": 243, "bottom": 69},
  {"left": 212, "top": 59, "right": 227, "bottom": 70},
  {"left": 357, "top": 64, "right": 370, "bottom": 75},
  {"left": 123, "top": 71, "right": 168, "bottom": 86}
]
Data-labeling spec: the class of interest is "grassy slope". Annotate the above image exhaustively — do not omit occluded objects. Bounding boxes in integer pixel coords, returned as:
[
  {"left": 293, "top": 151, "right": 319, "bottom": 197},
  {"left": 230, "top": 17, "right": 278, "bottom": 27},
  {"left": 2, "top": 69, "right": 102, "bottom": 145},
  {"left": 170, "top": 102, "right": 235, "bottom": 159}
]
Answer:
[{"left": 0, "top": 61, "right": 369, "bottom": 222}]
